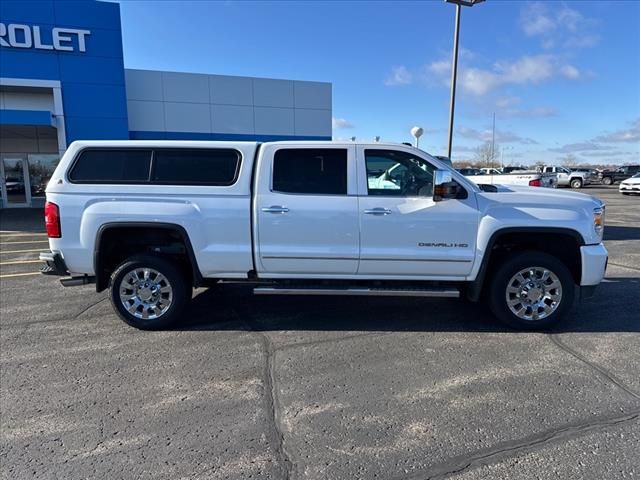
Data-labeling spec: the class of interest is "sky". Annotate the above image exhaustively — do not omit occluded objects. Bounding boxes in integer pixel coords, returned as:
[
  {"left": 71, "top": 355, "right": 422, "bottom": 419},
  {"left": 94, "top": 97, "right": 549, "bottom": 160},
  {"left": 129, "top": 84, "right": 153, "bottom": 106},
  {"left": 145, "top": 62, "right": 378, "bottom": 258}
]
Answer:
[{"left": 117, "top": 0, "right": 640, "bottom": 165}]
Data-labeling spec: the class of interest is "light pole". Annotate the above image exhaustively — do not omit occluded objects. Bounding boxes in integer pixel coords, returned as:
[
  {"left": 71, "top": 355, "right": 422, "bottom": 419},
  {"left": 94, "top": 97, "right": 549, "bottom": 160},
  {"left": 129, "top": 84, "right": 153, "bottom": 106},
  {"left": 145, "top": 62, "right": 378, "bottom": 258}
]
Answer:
[{"left": 445, "top": 0, "right": 485, "bottom": 161}]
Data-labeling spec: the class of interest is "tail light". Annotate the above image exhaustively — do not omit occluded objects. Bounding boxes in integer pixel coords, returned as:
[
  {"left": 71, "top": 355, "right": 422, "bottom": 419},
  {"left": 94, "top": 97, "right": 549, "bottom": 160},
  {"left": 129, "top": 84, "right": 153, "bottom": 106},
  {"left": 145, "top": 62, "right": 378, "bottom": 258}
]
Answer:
[
  {"left": 45, "top": 201, "right": 61, "bottom": 238},
  {"left": 529, "top": 179, "right": 542, "bottom": 187}
]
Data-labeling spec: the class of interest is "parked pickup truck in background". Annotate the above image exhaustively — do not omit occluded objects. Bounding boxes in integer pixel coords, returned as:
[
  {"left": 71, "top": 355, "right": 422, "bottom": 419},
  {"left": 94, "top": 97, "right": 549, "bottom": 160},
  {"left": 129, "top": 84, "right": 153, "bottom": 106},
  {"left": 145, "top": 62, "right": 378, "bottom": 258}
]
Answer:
[
  {"left": 599, "top": 165, "right": 640, "bottom": 185},
  {"left": 457, "top": 167, "right": 557, "bottom": 188},
  {"left": 539, "top": 166, "right": 592, "bottom": 189},
  {"left": 41, "top": 141, "right": 607, "bottom": 331}
]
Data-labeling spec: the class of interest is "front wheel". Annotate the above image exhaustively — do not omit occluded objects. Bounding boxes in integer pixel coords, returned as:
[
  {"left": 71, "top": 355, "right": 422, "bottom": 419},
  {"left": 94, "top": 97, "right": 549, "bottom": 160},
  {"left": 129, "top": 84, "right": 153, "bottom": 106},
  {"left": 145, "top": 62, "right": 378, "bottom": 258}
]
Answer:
[
  {"left": 489, "top": 251, "right": 575, "bottom": 330},
  {"left": 109, "top": 255, "right": 190, "bottom": 330},
  {"left": 602, "top": 176, "right": 613, "bottom": 186},
  {"left": 570, "top": 178, "right": 583, "bottom": 189}
]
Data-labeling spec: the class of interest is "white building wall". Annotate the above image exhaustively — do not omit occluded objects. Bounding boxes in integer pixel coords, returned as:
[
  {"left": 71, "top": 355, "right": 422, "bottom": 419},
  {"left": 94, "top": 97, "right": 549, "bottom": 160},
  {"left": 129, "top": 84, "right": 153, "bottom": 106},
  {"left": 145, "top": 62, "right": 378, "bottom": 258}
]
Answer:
[{"left": 125, "top": 69, "right": 332, "bottom": 138}]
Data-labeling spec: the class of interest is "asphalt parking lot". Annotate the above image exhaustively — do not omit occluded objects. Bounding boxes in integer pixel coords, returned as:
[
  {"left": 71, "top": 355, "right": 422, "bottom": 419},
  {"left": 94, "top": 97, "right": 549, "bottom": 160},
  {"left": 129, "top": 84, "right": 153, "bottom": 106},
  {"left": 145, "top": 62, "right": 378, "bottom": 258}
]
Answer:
[{"left": 1, "top": 186, "right": 639, "bottom": 479}]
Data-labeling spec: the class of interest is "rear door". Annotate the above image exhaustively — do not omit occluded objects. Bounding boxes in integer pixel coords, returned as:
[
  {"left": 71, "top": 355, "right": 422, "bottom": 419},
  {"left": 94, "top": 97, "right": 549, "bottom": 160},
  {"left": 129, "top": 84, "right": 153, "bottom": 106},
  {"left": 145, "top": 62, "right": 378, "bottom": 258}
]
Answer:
[
  {"left": 254, "top": 144, "right": 359, "bottom": 275},
  {"left": 357, "top": 147, "right": 479, "bottom": 278}
]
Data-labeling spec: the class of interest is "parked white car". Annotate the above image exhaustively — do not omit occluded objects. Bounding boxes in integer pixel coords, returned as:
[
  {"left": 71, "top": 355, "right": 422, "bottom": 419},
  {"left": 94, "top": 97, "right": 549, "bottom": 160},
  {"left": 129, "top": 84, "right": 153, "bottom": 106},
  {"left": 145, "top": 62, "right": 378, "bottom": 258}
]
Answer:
[
  {"left": 40, "top": 141, "right": 607, "bottom": 331},
  {"left": 619, "top": 173, "right": 640, "bottom": 195}
]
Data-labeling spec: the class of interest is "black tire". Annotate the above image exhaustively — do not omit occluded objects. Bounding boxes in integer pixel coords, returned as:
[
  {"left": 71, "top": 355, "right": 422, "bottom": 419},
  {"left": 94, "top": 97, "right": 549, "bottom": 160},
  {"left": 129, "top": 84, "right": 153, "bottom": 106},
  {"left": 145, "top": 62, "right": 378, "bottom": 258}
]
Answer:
[
  {"left": 570, "top": 178, "right": 583, "bottom": 189},
  {"left": 109, "top": 255, "right": 190, "bottom": 330},
  {"left": 488, "top": 251, "right": 575, "bottom": 330},
  {"left": 602, "top": 176, "right": 613, "bottom": 186}
]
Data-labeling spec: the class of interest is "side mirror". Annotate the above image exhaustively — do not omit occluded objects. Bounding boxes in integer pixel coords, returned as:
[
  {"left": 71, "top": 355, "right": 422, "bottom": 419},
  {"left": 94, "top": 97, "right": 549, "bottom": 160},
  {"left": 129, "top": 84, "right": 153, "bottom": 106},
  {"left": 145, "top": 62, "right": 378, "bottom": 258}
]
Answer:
[{"left": 433, "top": 169, "right": 458, "bottom": 202}]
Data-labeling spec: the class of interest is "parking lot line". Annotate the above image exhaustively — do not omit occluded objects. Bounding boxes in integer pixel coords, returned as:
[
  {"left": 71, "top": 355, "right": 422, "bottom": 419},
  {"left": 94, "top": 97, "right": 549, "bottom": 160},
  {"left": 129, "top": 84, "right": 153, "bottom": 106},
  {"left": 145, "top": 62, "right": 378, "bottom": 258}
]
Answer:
[
  {"left": 0, "top": 248, "right": 44, "bottom": 254},
  {"left": 0, "top": 232, "right": 46, "bottom": 237},
  {"left": 0, "top": 240, "right": 49, "bottom": 245},
  {"left": 0, "top": 272, "right": 40, "bottom": 278},
  {"left": 0, "top": 259, "right": 42, "bottom": 266}
]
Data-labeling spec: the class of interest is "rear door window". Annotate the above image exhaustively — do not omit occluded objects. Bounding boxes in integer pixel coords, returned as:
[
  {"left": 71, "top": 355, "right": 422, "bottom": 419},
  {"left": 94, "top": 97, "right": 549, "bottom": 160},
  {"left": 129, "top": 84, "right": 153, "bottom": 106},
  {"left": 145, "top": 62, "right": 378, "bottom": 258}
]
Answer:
[
  {"left": 272, "top": 149, "right": 348, "bottom": 195},
  {"left": 69, "top": 149, "right": 152, "bottom": 183}
]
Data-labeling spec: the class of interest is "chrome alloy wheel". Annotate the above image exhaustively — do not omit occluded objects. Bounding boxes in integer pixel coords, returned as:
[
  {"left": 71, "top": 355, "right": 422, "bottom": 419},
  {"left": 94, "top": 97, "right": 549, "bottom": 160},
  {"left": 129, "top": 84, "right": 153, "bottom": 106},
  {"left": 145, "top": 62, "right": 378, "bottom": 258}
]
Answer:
[
  {"left": 119, "top": 268, "right": 173, "bottom": 320},
  {"left": 505, "top": 267, "right": 562, "bottom": 321}
]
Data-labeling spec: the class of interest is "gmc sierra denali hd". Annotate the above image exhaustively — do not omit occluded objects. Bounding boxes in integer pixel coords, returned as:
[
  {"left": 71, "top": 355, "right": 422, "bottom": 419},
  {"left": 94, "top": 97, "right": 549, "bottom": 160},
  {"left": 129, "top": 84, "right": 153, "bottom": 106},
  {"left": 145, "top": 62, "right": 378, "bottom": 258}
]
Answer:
[{"left": 40, "top": 141, "right": 608, "bottom": 330}]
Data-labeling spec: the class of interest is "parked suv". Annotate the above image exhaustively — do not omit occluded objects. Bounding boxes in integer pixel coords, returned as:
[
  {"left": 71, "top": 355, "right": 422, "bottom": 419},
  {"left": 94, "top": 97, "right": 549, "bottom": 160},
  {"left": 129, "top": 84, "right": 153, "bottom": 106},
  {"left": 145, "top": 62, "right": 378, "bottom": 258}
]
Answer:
[
  {"left": 40, "top": 141, "right": 608, "bottom": 331},
  {"left": 600, "top": 165, "right": 640, "bottom": 185}
]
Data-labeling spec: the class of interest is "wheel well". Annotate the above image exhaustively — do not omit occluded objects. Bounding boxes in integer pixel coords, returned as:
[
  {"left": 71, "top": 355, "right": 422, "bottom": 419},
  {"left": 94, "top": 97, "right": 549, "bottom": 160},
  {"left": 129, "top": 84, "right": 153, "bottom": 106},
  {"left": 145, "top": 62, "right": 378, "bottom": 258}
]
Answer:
[
  {"left": 95, "top": 225, "right": 200, "bottom": 292},
  {"left": 467, "top": 230, "right": 582, "bottom": 301}
]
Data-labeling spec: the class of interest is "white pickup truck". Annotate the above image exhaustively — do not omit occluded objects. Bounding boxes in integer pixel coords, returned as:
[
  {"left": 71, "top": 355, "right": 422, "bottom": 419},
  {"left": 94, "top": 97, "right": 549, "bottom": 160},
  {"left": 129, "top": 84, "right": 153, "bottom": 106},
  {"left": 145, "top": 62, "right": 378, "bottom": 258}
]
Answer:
[
  {"left": 40, "top": 141, "right": 608, "bottom": 331},
  {"left": 458, "top": 167, "right": 557, "bottom": 188},
  {"left": 539, "top": 166, "right": 592, "bottom": 189}
]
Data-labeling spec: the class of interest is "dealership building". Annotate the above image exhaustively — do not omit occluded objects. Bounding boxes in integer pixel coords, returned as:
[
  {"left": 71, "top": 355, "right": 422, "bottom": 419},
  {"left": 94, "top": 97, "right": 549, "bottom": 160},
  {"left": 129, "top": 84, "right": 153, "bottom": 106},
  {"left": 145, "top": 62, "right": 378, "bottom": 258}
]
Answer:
[{"left": 0, "top": 0, "right": 332, "bottom": 208}]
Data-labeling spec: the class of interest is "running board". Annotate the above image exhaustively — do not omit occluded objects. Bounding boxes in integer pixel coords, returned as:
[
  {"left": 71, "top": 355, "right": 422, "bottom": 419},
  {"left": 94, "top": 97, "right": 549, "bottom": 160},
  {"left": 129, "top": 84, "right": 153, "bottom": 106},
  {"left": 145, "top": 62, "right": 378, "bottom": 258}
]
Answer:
[{"left": 253, "top": 287, "right": 460, "bottom": 298}]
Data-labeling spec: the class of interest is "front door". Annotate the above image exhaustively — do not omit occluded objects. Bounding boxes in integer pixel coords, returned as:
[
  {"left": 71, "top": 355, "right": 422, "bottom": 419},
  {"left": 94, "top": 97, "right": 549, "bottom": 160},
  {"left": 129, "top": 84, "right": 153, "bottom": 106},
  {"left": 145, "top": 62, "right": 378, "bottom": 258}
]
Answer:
[
  {"left": 357, "top": 147, "right": 479, "bottom": 278},
  {"left": 0, "top": 156, "right": 31, "bottom": 208},
  {"left": 255, "top": 145, "right": 359, "bottom": 275}
]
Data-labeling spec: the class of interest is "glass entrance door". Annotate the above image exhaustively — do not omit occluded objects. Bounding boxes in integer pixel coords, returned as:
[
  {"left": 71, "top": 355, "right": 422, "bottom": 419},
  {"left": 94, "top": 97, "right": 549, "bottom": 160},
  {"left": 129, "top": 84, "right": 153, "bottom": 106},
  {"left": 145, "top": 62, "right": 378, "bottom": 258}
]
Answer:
[{"left": 0, "top": 156, "right": 32, "bottom": 208}]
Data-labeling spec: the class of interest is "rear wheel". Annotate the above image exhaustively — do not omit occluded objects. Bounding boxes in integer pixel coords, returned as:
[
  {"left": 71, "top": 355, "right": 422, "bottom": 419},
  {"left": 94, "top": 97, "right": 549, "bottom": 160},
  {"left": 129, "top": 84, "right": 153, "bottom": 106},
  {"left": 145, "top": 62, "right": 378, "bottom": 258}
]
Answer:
[
  {"left": 489, "top": 251, "right": 574, "bottom": 330},
  {"left": 570, "top": 178, "right": 583, "bottom": 189},
  {"left": 602, "top": 176, "right": 613, "bottom": 186},
  {"left": 109, "top": 255, "right": 190, "bottom": 330}
]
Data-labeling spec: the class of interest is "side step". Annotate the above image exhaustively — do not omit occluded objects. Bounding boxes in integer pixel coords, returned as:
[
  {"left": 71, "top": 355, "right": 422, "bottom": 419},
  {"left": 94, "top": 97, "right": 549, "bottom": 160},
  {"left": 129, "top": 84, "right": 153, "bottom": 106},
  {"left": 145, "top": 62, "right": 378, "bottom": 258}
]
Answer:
[{"left": 253, "top": 287, "right": 459, "bottom": 298}]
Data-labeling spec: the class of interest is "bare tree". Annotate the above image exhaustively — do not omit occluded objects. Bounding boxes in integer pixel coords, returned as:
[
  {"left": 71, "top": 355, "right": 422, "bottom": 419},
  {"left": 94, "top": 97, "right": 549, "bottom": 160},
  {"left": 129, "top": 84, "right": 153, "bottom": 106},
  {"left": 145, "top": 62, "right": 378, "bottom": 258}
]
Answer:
[
  {"left": 474, "top": 141, "right": 501, "bottom": 168},
  {"left": 560, "top": 154, "right": 578, "bottom": 167}
]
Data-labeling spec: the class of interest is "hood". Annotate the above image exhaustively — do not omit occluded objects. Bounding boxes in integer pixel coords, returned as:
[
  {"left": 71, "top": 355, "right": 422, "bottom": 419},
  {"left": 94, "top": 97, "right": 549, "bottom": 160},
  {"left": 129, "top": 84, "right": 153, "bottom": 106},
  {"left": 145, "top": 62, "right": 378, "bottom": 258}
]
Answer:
[
  {"left": 621, "top": 177, "right": 640, "bottom": 184},
  {"left": 475, "top": 185, "right": 604, "bottom": 245}
]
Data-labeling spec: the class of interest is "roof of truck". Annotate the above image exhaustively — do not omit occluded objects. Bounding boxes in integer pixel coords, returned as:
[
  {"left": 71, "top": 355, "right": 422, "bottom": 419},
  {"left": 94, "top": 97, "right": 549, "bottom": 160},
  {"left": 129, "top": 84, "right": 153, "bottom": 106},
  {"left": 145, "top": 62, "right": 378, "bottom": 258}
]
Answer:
[{"left": 67, "top": 139, "right": 422, "bottom": 149}]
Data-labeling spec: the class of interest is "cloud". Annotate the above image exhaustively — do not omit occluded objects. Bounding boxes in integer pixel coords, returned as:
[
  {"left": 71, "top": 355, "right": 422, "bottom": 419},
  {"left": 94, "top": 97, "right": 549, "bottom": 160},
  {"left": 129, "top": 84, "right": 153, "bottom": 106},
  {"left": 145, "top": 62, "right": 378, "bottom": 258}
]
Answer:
[
  {"left": 560, "top": 64, "right": 581, "bottom": 79},
  {"left": 426, "top": 54, "right": 580, "bottom": 96},
  {"left": 428, "top": 60, "right": 451, "bottom": 76},
  {"left": 495, "top": 55, "right": 555, "bottom": 84},
  {"left": 520, "top": 2, "right": 599, "bottom": 50},
  {"left": 458, "top": 127, "right": 537, "bottom": 145},
  {"left": 521, "top": 3, "right": 556, "bottom": 37},
  {"left": 593, "top": 119, "right": 640, "bottom": 143},
  {"left": 384, "top": 66, "right": 413, "bottom": 86},
  {"left": 496, "top": 96, "right": 521, "bottom": 109},
  {"left": 549, "top": 142, "right": 614, "bottom": 153},
  {"left": 502, "top": 106, "right": 558, "bottom": 119},
  {"left": 332, "top": 117, "right": 354, "bottom": 129},
  {"left": 580, "top": 150, "right": 635, "bottom": 158}
]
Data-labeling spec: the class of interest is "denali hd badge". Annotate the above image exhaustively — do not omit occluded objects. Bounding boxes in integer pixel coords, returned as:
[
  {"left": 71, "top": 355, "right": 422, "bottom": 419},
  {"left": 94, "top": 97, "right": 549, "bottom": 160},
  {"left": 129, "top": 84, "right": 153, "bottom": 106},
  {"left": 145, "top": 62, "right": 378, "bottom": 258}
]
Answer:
[{"left": 418, "top": 242, "right": 469, "bottom": 248}]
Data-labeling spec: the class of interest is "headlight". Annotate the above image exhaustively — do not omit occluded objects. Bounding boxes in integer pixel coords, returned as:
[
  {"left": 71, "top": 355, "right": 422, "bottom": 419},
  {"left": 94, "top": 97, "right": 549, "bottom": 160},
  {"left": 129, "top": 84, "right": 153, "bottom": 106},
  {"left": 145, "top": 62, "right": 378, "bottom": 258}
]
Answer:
[{"left": 594, "top": 207, "right": 605, "bottom": 238}]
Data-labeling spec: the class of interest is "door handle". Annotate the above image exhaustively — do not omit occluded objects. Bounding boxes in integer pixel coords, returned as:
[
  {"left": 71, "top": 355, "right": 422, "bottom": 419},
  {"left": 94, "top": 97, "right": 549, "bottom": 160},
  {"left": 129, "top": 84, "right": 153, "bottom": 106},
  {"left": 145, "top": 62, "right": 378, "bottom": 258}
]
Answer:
[
  {"left": 262, "top": 205, "right": 290, "bottom": 214},
  {"left": 364, "top": 208, "right": 392, "bottom": 215}
]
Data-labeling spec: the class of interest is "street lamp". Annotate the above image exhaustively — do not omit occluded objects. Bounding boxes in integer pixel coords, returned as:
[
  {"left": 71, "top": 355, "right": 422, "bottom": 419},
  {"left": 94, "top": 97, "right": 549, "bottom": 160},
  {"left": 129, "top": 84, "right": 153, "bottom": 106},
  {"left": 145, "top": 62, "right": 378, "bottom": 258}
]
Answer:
[{"left": 445, "top": 0, "right": 485, "bottom": 161}]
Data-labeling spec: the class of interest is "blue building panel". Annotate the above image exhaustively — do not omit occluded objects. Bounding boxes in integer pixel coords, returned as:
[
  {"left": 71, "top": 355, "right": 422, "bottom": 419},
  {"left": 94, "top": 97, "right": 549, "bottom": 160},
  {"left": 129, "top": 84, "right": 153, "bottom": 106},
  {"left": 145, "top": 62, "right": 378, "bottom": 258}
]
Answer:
[
  {"left": 58, "top": 55, "right": 126, "bottom": 85},
  {"left": 0, "top": 109, "right": 54, "bottom": 127},
  {"left": 0, "top": 0, "right": 129, "bottom": 143},
  {"left": 61, "top": 83, "right": 128, "bottom": 118},
  {"left": 65, "top": 115, "right": 129, "bottom": 140},
  {"left": 53, "top": 0, "right": 123, "bottom": 30},
  {"left": 0, "top": 50, "right": 61, "bottom": 80},
  {"left": 0, "top": 0, "right": 56, "bottom": 24}
]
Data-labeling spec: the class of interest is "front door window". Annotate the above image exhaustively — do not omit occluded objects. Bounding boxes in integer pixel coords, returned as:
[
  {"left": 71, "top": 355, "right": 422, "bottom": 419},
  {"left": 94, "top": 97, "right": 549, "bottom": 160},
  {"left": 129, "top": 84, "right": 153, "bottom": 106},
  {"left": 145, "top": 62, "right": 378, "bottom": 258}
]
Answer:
[{"left": 366, "top": 150, "right": 435, "bottom": 197}]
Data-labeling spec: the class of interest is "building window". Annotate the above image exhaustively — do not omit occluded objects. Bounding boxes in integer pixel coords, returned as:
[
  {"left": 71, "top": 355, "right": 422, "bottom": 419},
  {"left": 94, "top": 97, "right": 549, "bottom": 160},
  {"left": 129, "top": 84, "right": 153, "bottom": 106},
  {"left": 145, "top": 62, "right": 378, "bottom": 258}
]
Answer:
[{"left": 272, "top": 148, "right": 348, "bottom": 195}]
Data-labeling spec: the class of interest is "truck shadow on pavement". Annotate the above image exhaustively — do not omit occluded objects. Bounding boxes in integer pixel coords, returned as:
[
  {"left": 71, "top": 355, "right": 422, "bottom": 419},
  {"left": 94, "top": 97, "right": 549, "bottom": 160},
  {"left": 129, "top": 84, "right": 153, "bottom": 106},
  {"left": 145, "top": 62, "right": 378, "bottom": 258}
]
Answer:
[
  {"left": 180, "top": 277, "right": 640, "bottom": 333},
  {"left": 603, "top": 225, "right": 640, "bottom": 241}
]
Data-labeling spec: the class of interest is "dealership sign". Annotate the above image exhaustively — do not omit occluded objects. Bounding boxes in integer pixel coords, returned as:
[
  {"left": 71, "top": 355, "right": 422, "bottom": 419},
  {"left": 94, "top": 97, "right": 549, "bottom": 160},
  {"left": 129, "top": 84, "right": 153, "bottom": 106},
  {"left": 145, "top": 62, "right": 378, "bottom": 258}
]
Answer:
[{"left": 0, "top": 23, "right": 91, "bottom": 53}]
